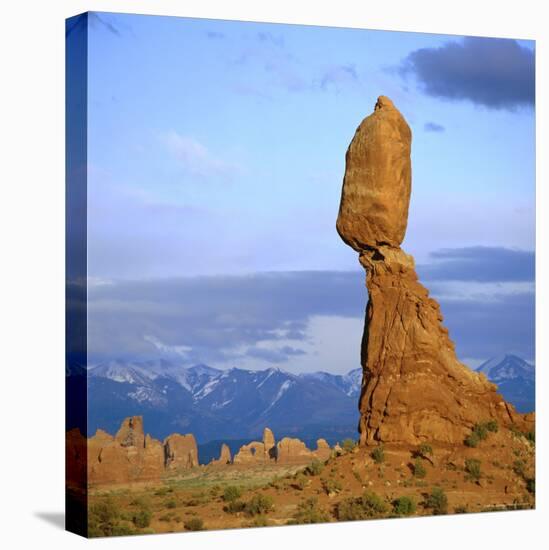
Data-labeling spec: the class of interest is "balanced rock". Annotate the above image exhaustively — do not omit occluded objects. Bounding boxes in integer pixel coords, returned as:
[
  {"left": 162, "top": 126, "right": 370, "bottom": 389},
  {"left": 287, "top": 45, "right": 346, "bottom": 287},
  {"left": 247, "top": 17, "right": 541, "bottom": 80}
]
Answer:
[
  {"left": 312, "top": 438, "right": 331, "bottom": 461},
  {"left": 337, "top": 97, "right": 534, "bottom": 445},
  {"left": 336, "top": 96, "right": 412, "bottom": 251}
]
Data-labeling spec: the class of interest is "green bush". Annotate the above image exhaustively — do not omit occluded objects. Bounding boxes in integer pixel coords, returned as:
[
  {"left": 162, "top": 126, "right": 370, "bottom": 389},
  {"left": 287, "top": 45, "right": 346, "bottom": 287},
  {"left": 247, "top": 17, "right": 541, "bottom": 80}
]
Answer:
[
  {"left": 525, "top": 431, "right": 535, "bottom": 444},
  {"left": 371, "top": 445, "right": 385, "bottom": 464},
  {"left": 223, "top": 486, "right": 242, "bottom": 502},
  {"left": 305, "top": 459, "right": 324, "bottom": 476},
  {"left": 464, "top": 459, "right": 482, "bottom": 482},
  {"left": 513, "top": 459, "right": 526, "bottom": 477},
  {"left": 184, "top": 517, "right": 205, "bottom": 531},
  {"left": 88, "top": 499, "right": 121, "bottom": 537},
  {"left": 293, "top": 473, "right": 308, "bottom": 490},
  {"left": 132, "top": 507, "right": 152, "bottom": 528},
  {"left": 322, "top": 477, "right": 343, "bottom": 495},
  {"left": 336, "top": 491, "right": 388, "bottom": 521},
  {"left": 464, "top": 432, "right": 480, "bottom": 448},
  {"left": 425, "top": 487, "right": 448, "bottom": 515},
  {"left": 165, "top": 499, "right": 177, "bottom": 509},
  {"left": 244, "top": 494, "right": 274, "bottom": 517},
  {"left": 418, "top": 443, "right": 433, "bottom": 457},
  {"left": 289, "top": 497, "right": 329, "bottom": 525},
  {"left": 413, "top": 458, "right": 426, "bottom": 479},
  {"left": 392, "top": 496, "right": 416, "bottom": 516},
  {"left": 484, "top": 420, "right": 499, "bottom": 433},
  {"left": 224, "top": 500, "right": 246, "bottom": 514},
  {"left": 526, "top": 478, "right": 535, "bottom": 495},
  {"left": 342, "top": 439, "right": 357, "bottom": 453}
]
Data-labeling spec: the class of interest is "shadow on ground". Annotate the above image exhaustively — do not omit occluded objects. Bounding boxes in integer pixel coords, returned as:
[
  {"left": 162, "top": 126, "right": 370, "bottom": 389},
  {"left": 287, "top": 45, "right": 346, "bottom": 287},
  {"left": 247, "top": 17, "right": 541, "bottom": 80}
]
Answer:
[{"left": 34, "top": 512, "right": 65, "bottom": 530}]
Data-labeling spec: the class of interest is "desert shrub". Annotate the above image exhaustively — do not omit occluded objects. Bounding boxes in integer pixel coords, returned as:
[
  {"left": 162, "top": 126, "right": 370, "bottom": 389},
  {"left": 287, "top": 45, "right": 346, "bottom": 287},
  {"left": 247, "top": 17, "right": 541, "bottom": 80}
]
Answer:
[
  {"left": 337, "top": 491, "right": 388, "bottom": 521},
  {"left": 418, "top": 443, "right": 433, "bottom": 457},
  {"left": 526, "top": 478, "right": 535, "bottom": 495},
  {"left": 525, "top": 431, "right": 535, "bottom": 444},
  {"left": 371, "top": 445, "right": 385, "bottom": 464},
  {"left": 464, "top": 432, "right": 480, "bottom": 448},
  {"left": 184, "top": 517, "right": 205, "bottom": 531},
  {"left": 454, "top": 505, "right": 468, "bottom": 514},
  {"left": 293, "top": 473, "right": 308, "bottom": 490},
  {"left": 484, "top": 420, "right": 499, "bottom": 433},
  {"left": 472, "top": 423, "right": 489, "bottom": 440},
  {"left": 513, "top": 459, "right": 526, "bottom": 477},
  {"left": 165, "top": 499, "right": 177, "bottom": 509},
  {"left": 88, "top": 499, "right": 121, "bottom": 537},
  {"left": 129, "top": 496, "right": 150, "bottom": 508},
  {"left": 289, "top": 497, "right": 329, "bottom": 525},
  {"left": 132, "top": 506, "right": 152, "bottom": 529},
  {"left": 158, "top": 513, "right": 175, "bottom": 522},
  {"left": 322, "top": 477, "right": 343, "bottom": 495},
  {"left": 223, "top": 486, "right": 242, "bottom": 502},
  {"left": 244, "top": 494, "right": 274, "bottom": 517},
  {"left": 425, "top": 487, "right": 448, "bottom": 515},
  {"left": 305, "top": 459, "right": 324, "bottom": 476},
  {"left": 153, "top": 486, "right": 173, "bottom": 496},
  {"left": 224, "top": 500, "right": 246, "bottom": 514},
  {"left": 464, "top": 459, "right": 482, "bottom": 482},
  {"left": 392, "top": 496, "right": 416, "bottom": 516},
  {"left": 342, "top": 438, "right": 357, "bottom": 453},
  {"left": 413, "top": 458, "right": 426, "bottom": 478},
  {"left": 110, "top": 523, "right": 136, "bottom": 536}
]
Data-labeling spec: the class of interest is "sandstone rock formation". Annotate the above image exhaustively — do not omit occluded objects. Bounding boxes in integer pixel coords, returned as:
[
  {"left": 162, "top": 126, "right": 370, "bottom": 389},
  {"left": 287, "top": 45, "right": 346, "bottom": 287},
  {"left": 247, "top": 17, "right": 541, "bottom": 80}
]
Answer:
[
  {"left": 209, "top": 443, "right": 232, "bottom": 466},
  {"left": 164, "top": 433, "right": 198, "bottom": 472},
  {"left": 87, "top": 416, "right": 198, "bottom": 485},
  {"left": 233, "top": 428, "right": 332, "bottom": 464},
  {"left": 337, "top": 96, "right": 534, "bottom": 446},
  {"left": 337, "top": 96, "right": 412, "bottom": 251}
]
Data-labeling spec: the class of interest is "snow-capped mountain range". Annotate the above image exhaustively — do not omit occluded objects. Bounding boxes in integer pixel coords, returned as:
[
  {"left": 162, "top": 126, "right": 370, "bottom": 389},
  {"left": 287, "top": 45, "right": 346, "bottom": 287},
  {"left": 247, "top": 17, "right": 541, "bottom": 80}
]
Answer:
[
  {"left": 68, "top": 354, "right": 533, "bottom": 444},
  {"left": 475, "top": 354, "right": 535, "bottom": 413},
  {"left": 79, "top": 360, "right": 362, "bottom": 443}
]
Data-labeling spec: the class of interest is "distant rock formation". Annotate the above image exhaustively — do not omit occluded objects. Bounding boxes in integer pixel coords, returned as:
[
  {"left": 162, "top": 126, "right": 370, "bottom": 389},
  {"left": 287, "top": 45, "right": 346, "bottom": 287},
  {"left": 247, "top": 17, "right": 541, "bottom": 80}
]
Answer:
[
  {"left": 87, "top": 416, "right": 198, "bottom": 485},
  {"left": 232, "top": 428, "right": 332, "bottom": 465},
  {"left": 209, "top": 443, "right": 232, "bottom": 466},
  {"left": 337, "top": 96, "right": 534, "bottom": 445}
]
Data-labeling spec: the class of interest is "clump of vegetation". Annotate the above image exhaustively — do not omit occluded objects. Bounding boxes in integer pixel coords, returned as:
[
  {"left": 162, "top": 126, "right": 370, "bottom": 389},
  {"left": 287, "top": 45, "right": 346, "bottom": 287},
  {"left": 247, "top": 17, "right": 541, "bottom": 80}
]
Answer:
[
  {"left": 526, "top": 478, "right": 535, "bottom": 495},
  {"left": 288, "top": 497, "right": 329, "bottom": 525},
  {"left": 424, "top": 487, "right": 448, "bottom": 515},
  {"left": 322, "top": 477, "right": 343, "bottom": 495},
  {"left": 454, "top": 505, "right": 468, "bottom": 514},
  {"left": 223, "top": 486, "right": 242, "bottom": 502},
  {"left": 412, "top": 458, "right": 427, "bottom": 479},
  {"left": 465, "top": 420, "right": 499, "bottom": 447},
  {"left": 513, "top": 459, "right": 526, "bottom": 477},
  {"left": 88, "top": 498, "right": 133, "bottom": 537},
  {"left": 371, "top": 445, "right": 385, "bottom": 464},
  {"left": 392, "top": 496, "right": 416, "bottom": 516},
  {"left": 132, "top": 505, "right": 152, "bottom": 529},
  {"left": 224, "top": 500, "right": 246, "bottom": 514},
  {"left": 153, "top": 486, "right": 173, "bottom": 496},
  {"left": 336, "top": 491, "right": 388, "bottom": 521},
  {"left": 464, "top": 459, "right": 482, "bottom": 482},
  {"left": 244, "top": 494, "right": 274, "bottom": 517},
  {"left": 305, "top": 459, "right": 324, "bottom": 476},
  {"left": 184, "top": 517, "right": 205, "bottom": 531},
  {"left": 249, "top": 516, "right": 269, "bottom": 527},
  {"left": 415, "top": 442, "right": 433, "bottom": 461},
  {"left": 164, "top": 498, "right": 177, "bottom": 509},
  {"left": 293, "top": 472, "right": 308, "bottom": 491},
  {"left": 342, "top": 438, "right": 357, "bottom": 453}
]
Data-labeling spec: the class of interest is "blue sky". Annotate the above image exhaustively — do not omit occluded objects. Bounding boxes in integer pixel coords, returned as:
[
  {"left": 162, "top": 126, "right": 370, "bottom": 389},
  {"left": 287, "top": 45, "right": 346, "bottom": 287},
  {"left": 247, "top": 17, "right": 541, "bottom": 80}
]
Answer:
[{"left": 78, "top": 12, "right": 535, "bottom": 371}]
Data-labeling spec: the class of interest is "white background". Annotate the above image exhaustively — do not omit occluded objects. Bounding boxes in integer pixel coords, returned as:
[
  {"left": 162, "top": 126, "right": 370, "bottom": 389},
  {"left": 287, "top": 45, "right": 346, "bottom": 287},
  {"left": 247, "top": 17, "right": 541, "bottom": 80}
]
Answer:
[{"left": 0, "top": 0, "right": 546, "bottom": 548}]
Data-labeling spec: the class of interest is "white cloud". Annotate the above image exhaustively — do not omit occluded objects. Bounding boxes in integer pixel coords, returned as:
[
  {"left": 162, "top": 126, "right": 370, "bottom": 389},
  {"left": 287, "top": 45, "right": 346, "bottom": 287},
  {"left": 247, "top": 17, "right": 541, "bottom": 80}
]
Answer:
[
  {"left": 163, "top": 131, "right": 241, "bottom": 179},
  {"left": 144, "top": 334, "right": 192, "bottom": 358}
]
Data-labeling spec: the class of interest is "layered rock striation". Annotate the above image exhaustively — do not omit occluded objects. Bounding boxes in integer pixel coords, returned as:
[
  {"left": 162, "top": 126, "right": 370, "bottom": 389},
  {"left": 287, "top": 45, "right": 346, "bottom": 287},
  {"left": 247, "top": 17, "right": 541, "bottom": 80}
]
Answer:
[{"left": 337, "top": 96, "right": 534, "bottom": 446}]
